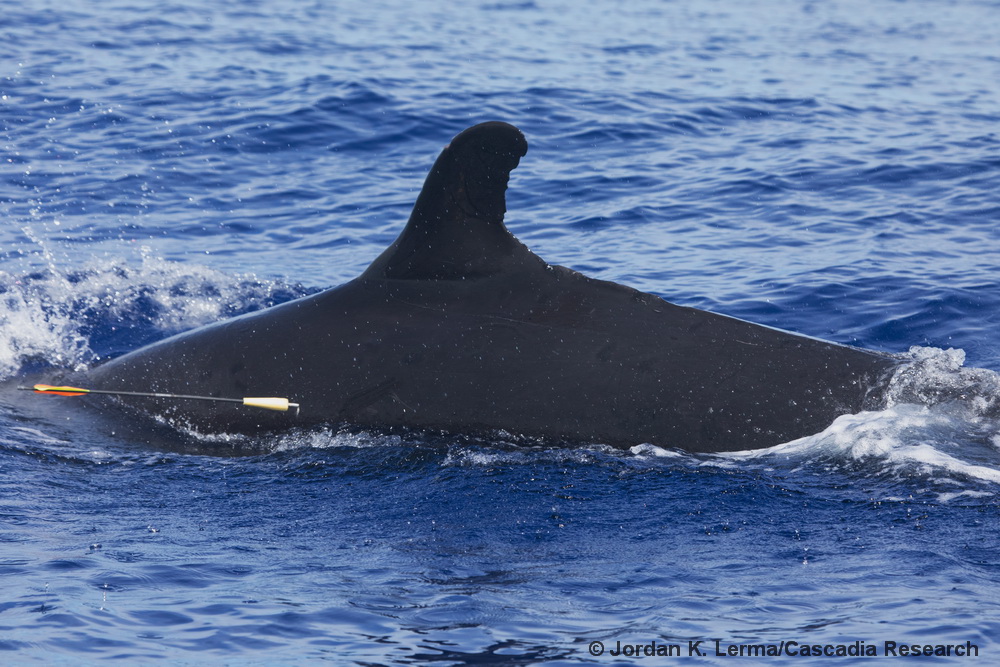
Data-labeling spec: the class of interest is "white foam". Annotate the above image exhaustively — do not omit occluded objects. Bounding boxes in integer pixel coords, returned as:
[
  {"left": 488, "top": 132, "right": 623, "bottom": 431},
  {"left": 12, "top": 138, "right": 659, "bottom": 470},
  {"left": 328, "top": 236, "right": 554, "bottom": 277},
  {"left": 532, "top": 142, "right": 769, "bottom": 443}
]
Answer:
[
  {"left": 269, "top": 428, "right": 408, "bottom": 452},
  {"left": 0, "top": 275, "right": 90, "bottom": 377},
  {"left": 0, "top": 252, "right": 300, "bottom": 380},
  {"left": 722, "top": 401, "right": 1000, "bottom": 490},
  {"left": 628, "top": 443, "right": 686, "bottom": 459},
  {"left": 884, "top": 345, "right": 1000, "bottom": 419},
  {"left": 442, "top": 442, "right": 617, "bottom": 467}
]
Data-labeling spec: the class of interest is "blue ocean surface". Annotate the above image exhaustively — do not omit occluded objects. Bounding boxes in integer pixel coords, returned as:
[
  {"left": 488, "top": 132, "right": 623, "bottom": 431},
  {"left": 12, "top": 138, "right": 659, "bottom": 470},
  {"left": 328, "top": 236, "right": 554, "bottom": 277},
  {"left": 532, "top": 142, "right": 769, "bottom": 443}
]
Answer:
[{"left": 2, "top": 0, "right": 1000, "bottom": 663}]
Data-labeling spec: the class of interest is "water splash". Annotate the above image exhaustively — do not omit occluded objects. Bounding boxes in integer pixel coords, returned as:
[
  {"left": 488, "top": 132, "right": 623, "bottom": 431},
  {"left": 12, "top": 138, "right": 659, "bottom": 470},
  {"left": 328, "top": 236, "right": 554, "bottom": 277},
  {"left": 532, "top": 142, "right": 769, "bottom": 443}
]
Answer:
[
  {"left": 697, "top": 348, "right": 1000, "bottom": 494},
  {"left": 627, "top": 347, "right": 1000, "bottom": 496},
  {"left": 0, "top": 254, "right": 306, "bottom": 380},
  {"left": 884, "top": 346, "right": 1000, "bottom": 419}
]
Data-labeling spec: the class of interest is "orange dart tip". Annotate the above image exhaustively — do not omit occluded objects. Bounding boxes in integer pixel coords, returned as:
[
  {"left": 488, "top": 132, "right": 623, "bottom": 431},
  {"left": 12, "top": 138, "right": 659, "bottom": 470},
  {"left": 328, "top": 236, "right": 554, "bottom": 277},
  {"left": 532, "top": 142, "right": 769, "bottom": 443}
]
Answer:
[{"left": 32, "top": 384, "right": 91, "bottom": 396}]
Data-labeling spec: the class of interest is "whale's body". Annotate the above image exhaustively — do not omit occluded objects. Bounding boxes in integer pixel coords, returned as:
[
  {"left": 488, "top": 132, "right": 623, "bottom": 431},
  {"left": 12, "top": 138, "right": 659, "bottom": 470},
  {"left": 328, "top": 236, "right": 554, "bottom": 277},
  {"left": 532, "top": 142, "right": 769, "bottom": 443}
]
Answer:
[{"left": 86, "top": 122, "right": 896, "bottom": 452}]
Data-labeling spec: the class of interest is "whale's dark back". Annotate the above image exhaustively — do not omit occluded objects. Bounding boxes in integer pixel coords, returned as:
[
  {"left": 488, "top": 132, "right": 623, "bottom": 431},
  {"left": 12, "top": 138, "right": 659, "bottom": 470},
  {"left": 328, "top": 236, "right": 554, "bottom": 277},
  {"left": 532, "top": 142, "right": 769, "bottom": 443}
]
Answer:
[{"left": 86, "top": 122, "right": 897, "bottom": 451}]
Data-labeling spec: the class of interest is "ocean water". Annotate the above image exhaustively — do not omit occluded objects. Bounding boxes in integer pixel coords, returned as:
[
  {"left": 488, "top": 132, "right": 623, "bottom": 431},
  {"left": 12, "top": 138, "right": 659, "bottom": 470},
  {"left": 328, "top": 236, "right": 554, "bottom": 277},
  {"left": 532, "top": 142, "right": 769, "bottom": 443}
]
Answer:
[{"left": 2, "top": 0, "right": 1000, "bottom": 663}]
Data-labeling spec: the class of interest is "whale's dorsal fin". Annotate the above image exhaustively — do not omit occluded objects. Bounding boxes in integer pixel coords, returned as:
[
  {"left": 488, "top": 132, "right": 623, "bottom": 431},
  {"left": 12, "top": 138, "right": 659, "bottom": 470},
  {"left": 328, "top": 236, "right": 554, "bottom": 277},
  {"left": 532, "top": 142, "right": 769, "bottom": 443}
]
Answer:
[{"left": 362, "top": 121, "right": 545, "bottom": 281}]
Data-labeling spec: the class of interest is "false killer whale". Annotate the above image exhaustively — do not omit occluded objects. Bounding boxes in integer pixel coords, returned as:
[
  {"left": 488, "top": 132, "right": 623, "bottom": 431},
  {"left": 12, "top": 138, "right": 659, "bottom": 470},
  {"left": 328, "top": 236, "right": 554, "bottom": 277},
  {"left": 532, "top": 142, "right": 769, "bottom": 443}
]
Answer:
[{"left": 81, "top": 121, "right": 898, "bottom": 452}]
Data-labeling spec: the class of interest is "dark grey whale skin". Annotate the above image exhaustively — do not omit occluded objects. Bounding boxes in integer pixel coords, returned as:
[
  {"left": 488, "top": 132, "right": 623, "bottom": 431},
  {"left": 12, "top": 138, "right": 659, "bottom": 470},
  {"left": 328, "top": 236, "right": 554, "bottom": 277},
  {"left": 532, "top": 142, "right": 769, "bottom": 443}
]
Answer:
[{"left": 86, "top": 121, "right": 897, "bottom": 452}]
